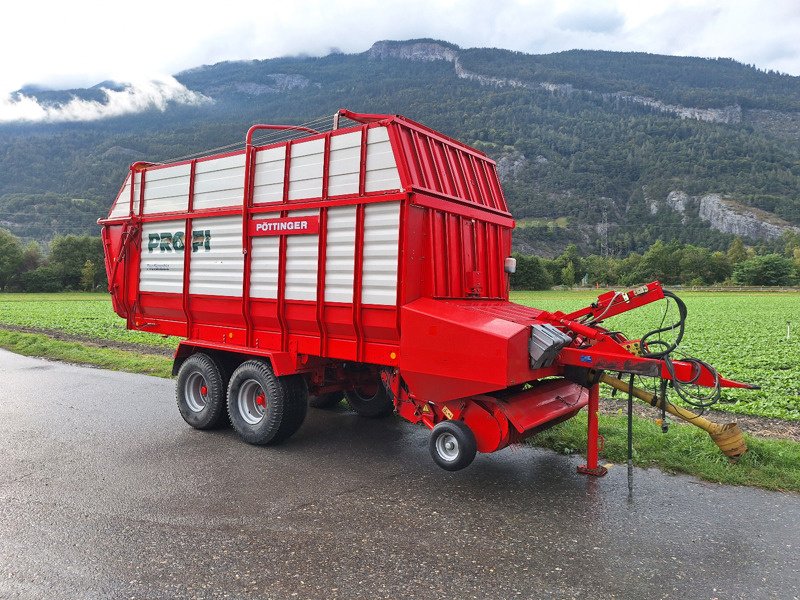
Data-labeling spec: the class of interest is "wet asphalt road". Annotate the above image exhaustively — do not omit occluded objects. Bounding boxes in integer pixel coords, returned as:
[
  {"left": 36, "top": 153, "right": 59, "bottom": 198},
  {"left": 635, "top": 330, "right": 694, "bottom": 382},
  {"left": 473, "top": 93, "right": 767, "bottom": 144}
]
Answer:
[{"left": 1, "top": 349, "right": 799, "bottom": 600}]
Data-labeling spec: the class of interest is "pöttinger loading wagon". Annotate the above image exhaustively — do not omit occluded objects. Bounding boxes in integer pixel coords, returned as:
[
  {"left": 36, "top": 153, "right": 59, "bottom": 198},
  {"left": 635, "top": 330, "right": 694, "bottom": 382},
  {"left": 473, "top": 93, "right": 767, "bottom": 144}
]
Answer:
[{"left": 100, "top": 109, "right": 756, "bottom": 472}]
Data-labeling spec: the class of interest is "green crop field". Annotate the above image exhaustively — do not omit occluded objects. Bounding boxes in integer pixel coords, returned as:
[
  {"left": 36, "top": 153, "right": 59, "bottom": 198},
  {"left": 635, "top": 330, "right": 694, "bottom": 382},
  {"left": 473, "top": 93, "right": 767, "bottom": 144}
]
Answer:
[
  {"left": 512, "top": 290, "right": 800, "bottom": 420},
  {"left": 0, "top": 293, "right": 178, "bottom": 350},
  {"left": 0, "top": 290, "right": 798, "bottom": 420}
]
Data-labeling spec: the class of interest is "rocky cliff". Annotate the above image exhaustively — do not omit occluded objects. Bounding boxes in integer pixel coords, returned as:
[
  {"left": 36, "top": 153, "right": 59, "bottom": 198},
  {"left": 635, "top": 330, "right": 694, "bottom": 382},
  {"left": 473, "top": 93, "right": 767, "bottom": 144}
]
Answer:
[
  {"left": 653, "top": 191, "right": 800, "bottom": 240},
  {"left": 367, "top": 40, "right": 743, "bottom": 125}
]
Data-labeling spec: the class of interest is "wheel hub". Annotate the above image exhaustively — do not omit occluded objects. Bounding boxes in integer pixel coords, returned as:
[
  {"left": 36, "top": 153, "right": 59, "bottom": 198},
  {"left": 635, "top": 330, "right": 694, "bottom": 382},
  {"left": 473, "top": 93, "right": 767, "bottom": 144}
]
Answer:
[
  {"left": 185, "top": 372, "right": 208, "bottom": 413},
  {"left": 436, "top": 433, "right": 460, "bottom": 461},
  {"left": 238, "top": 380, "right": 267, "bottom": 425}
]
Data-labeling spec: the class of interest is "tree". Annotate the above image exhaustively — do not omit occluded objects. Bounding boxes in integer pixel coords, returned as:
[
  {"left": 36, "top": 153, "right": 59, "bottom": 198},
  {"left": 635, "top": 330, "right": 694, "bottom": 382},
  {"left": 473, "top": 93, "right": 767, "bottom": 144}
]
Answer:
[
  {"left": 18, "top": 266, "right": 62, "bottom": 292},
  {"left": 561, "top": 261, "right": 576, "bottom": 287},
  {"left": 511, "top": 253, "right": 553, "bottom": 290},
  {"left": 80, "top": 260, "right": 98, "bottom": 291},
  {"left": 726, "top": 237, "right": 747, "bottom": 264},
  {"left": 22, "top": 241, "right": 43, "bottom": 271},
  {"left": 733, "top": 254, "right": 795, "bottom": 286},
  {"left": 0, "top": 228, "right": 23, "bottom": 290},
  {"left": 49, "top": 235, "right": 105, "bottom": 290},
  {"left": 632, "top": 240, "right": 682, "bottom": 284}
]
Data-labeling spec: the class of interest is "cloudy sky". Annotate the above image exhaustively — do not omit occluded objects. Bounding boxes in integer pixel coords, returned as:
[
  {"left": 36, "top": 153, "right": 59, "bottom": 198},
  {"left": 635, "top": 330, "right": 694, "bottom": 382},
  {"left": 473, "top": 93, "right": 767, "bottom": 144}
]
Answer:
[{"left": 1, "top": 0, "right": 798, "bottom": 121}]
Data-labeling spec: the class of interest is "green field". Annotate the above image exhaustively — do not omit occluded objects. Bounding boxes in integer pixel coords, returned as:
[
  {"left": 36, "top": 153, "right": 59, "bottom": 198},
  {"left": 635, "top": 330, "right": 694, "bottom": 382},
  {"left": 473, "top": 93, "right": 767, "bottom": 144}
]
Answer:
[
  {"left": 513, "top": 290, "right": 800, "bottom": 420},
  {"left": 0, "top": 293, "right": 178, "bottom": 350},
  {"left": 0, "top": 290, "right": 798, "bottom": 419}
]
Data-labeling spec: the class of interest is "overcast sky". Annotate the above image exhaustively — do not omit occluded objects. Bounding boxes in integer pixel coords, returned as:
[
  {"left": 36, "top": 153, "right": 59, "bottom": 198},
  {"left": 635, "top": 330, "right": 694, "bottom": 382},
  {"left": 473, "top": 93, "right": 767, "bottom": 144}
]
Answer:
[{"left": 0, "top": 0, "right": 798, "bottom": 120}]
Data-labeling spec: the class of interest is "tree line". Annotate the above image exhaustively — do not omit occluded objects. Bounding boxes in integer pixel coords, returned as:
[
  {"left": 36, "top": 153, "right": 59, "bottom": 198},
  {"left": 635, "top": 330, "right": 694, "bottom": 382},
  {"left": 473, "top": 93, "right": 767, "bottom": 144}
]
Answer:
[
  {"left": 0, "top": 229, "right": 106, "bottom": 292},
  {"left": 1, "top": 226, "right": 798, "bottom": 293},
  {"left": 512, "top": 236, "right": 800, "bottom": 290}
]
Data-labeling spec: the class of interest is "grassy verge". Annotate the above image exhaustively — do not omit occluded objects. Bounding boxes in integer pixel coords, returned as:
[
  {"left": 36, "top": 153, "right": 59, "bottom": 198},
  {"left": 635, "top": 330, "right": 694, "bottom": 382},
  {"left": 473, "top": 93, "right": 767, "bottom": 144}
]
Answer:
[
  {"left": 532, "top": 412, "right": 800, "bottom": 492},
  {"left": 0, "top": 330, "right": 172, "bottom": 378}
]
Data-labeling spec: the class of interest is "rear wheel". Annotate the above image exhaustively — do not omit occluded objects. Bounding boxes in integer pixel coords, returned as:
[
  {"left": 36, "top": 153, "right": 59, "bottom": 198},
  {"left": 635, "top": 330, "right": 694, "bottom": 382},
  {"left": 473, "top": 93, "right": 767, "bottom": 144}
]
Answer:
[
  {"left": 429, "top": 420, "right": 477, "bottom": 471},
  {"left": 175, "top": 353, "right": 227, "bottom": 430},
  {"left": 309, "top": 392, "right": 344, "bottom": 409},
  {"left": 280, "top": 374, "right": 309, "bottom": 439},
  {"left": 227, "top": 360, "right": 306, "bottom": 445},
  {"left": 345, "top": 375, "right": 394, "bottom": 418}
]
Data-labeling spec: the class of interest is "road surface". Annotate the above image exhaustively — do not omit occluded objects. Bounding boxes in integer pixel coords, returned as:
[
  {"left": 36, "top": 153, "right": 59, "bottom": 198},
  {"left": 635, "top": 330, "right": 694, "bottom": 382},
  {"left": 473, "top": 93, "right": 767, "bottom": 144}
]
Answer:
[{"left": 1, "top": 349, "right": 798, "bottom": 599}]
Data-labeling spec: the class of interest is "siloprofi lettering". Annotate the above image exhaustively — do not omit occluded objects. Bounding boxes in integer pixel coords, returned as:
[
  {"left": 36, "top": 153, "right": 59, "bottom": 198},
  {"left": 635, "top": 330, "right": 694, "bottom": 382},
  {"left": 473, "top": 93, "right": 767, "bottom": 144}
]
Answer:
[{"left": 148, "top": 230, "right": 211, "bottom": 252}]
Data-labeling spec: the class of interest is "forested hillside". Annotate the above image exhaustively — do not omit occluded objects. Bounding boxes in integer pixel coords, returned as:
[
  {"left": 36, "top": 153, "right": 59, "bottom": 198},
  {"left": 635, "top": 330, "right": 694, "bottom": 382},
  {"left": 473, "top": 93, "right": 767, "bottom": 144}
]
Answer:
[{"left": 1, "top": 39, "right": 799, "bottom": 257}]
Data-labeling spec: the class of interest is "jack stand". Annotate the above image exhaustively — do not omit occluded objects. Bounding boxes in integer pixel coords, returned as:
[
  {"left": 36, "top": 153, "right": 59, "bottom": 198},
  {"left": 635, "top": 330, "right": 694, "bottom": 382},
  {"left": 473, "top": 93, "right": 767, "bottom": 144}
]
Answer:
[{"left": 578, "top": 384, "right": 608, "bottom": 477}]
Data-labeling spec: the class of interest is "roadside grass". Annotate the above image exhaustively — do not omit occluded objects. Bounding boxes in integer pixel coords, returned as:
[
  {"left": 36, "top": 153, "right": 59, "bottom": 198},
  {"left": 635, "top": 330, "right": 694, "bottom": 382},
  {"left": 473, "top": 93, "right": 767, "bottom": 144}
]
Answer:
[
  {"left": 532, "top": 411, "right": 800, "bottom": 492},
  {"left": 0, "top": 330, "right": 172, "bottom": 378}
]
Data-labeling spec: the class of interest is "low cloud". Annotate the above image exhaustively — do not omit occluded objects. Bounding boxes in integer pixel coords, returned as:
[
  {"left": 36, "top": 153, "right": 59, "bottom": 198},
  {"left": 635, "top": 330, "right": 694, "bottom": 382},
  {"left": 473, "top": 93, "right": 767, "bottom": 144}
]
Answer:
[
  {"left": 555, "top": 6, "right": 625, "bottom": 34},
  {"left": 0, "top": 77, "right": 211, "bottom": 123}
]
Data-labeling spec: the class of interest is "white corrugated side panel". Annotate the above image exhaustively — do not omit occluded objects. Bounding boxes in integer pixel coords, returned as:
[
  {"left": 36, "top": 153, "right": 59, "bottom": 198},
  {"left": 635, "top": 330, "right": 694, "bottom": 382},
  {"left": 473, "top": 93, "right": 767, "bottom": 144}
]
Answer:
[
  {"left": 252, "top": 146, "right": 285, "bottom": 204},
  {"left": 189, "top": 215, "right": 243, "bottom": 296},
  {"left": 364, "top": 127, "right": 401, "bottom": 193},
  {"left": 249, "top": 216, "right": 280, "bottom": 299},
  {"left": 361, "top": 202, "right": 400, "bottom": 305},
  {"left": 193, "top": 154, "right": 246, "bottom": 210},
  {"left": 284, "top": 209, "right": 320, "bottom": 301},
  {"left": 143, "top": 164, "right": 190, "bottom": 214},
  {"left": 108, "top": 173, "right": 132, "bottom": 219},
  {"left": 108, "top": 172, "right": 142, "bottom": 218},
  {"left": 324, "top": 206, "right": 356, "bottom": 303},
  {"left": 288, "top": 138, "right": 324, "bottom": 200},
  {"left": 327, "top": 131, "right": 361, "bottom": 197},
  {"left": 139, "top": 220, "right": 185, "bottom": 294}
]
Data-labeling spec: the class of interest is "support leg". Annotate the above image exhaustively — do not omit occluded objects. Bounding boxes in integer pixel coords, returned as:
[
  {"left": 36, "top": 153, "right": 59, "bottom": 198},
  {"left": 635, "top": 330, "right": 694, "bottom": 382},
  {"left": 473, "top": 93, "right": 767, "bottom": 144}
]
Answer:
[{"left": 578, "top": 383, "right": 608, "bottom": 477}]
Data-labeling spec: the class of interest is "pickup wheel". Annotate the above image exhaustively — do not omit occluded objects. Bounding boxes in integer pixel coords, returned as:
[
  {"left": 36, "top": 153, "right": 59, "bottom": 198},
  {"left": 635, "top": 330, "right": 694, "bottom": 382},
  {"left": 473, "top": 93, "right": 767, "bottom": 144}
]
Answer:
[
  {"left": 345, "top": 379, "right": 394, "bottom": 418},
  {"left": 429, "top": 420, "right": 477, "bottom": 471},
  {"left": 309, "top": 392, "right": 344, "bottom": 409},
  {"left": 227, "top": 360, "right": 306, "bottom": 445},
  {"left": 175, "top": 353, "right": 227, "bottom": 430}
]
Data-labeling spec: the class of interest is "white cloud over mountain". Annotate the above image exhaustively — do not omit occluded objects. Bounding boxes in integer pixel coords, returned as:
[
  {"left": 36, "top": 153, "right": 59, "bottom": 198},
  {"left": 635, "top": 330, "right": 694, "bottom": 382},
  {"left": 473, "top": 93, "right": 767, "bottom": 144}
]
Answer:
[{"left": 0, "top": 77, "right": 210, "bottom": 123}]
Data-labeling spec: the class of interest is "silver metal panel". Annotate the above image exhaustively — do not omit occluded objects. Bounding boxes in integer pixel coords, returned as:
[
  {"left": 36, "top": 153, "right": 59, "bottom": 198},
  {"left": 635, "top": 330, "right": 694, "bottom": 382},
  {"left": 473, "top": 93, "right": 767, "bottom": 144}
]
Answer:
[
  {"left": 193, "top": 154, "right": 246, "bottom": 210},
  {"left": 143, "top": 164, "right": 190, "bottom": 215},
  {"left": 324, "top": 205, "right": 356, "bottom": 303},
  {"left": 361, "top": 202, "right": 400, "bottom": 305},
  {"left": 327, "top": 131, "right": 361, "bottom": 197},
  {"left": 288, "top": 138, "right": 324, "bottom": 200},
  {"left": 139, "top": 219, "right": 185, "bottom": 294},
  {"left": 284, "top": 209, "right": 320, "bottom": 301},
  {"left": 252, "top": 146, "right": 286, "bottom": 204},
  {"left": 365, "top": 127, "right": 401, "bottom": 193},
  {"left": 189, "top": 215, "right": 243, "bottom": 296}
]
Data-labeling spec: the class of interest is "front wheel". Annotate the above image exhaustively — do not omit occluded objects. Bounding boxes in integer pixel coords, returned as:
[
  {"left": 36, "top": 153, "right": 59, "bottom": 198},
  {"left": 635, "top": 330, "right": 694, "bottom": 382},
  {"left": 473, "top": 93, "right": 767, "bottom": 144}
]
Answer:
[
  {"left": 429, "top": 420, "right": 477, "bottom": 471},
  {"left": 175, "top": 353, "right": 227, "bottom": 430}
]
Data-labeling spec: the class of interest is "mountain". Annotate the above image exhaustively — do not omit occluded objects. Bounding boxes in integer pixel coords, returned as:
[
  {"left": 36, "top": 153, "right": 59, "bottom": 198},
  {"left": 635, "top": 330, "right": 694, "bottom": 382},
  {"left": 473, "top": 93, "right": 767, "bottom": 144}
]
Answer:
[{"left": 1, "top": 39, "right": 799, "bottom": 256}]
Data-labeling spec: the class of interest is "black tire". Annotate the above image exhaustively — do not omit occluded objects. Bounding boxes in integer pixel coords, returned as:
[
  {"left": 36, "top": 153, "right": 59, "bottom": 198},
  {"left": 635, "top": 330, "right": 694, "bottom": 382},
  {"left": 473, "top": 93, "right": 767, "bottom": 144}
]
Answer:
[
  {"left": 175, "top": 353, "right": 228, "bottom": 430},
  {"left": 227, "top": 360, "right": 305, "bottom": 445},
  {"left": 345, "top": 378, "right": 394, "bottom": 418},
  {"left": 308, "top": 392, "right": 344, "bottom": 409},
  {"left": 280, "top": 374, "right": 309, "bottom": 440},
  {"left": 429, "top": 420, "right": 477, "bottom": 471}
]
